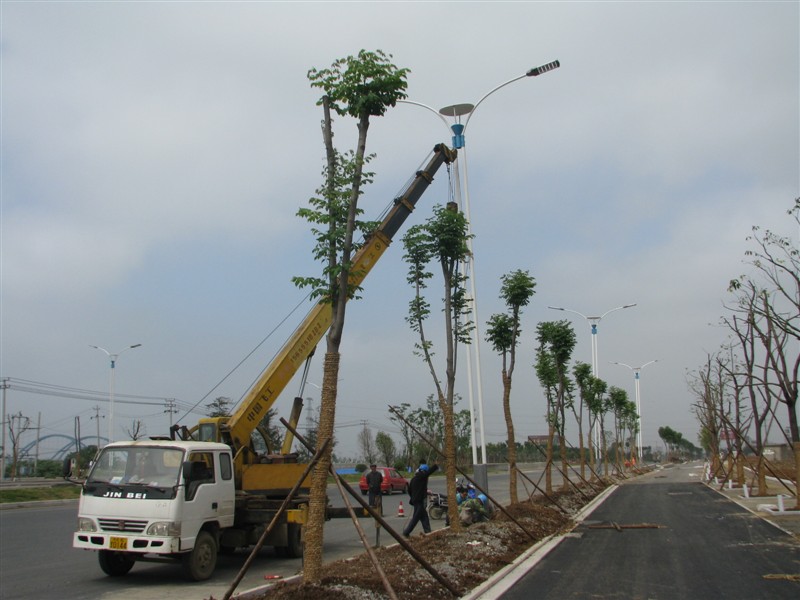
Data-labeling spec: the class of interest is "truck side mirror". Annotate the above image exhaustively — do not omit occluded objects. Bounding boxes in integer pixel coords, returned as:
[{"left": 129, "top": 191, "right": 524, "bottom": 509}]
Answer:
[
  {"left": 182, "top": 461, "right": 194, "bottom": 482},
  {"left": 62, "top": 457, "right": 73, "bottom": 478}
]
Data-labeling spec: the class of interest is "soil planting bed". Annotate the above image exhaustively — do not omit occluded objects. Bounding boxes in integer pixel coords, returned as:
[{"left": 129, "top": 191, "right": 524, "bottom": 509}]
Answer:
[{"left": 232, "top": 484, "right": 607, "bottom": 600}]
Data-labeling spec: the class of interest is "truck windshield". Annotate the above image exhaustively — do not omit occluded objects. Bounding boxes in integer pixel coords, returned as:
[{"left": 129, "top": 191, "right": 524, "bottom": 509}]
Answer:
[{"left": 88, "top": 447, "right": 184, "bottom": 488}]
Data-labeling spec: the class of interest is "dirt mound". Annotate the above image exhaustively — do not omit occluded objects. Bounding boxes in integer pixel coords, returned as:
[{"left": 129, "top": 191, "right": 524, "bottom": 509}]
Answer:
[{"left": 245, "top": 487, "right": 598, "bottom": 600}]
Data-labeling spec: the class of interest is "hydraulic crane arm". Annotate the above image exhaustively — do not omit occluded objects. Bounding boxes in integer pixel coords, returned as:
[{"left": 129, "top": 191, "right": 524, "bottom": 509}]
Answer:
[{"left": 224, "top": 143, "right": 456, "bottom": 452}]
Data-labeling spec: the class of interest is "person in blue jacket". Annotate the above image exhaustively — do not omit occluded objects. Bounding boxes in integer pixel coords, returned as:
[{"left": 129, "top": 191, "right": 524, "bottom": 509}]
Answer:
[{"left": 402, "top": 460, "right": 439, "bottom": 537}]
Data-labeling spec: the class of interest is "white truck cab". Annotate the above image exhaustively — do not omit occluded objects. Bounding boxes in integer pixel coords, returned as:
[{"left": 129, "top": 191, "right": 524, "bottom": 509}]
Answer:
[{"left": 73, "top": 440, "right": 235, "bottom": 580}]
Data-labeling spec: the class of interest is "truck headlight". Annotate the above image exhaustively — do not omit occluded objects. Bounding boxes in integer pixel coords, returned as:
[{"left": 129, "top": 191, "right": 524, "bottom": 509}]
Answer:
[
  {"left": 77, "top": 517, "right": 97, "bottom": 532},
  {"left": 146, "top": 521, "right": 181, "bottom": 536}
]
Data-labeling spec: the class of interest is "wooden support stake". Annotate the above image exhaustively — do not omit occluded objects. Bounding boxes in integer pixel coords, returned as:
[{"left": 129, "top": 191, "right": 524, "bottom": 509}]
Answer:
[
  {"left": 281, "top": 418, "right": 462, "bottom": 598},
  {"left": 388, "top": 405, "right": 540, "bottom": 543},
  {"left": 222, "top": 438, "right": 330, "bottom": 600}
]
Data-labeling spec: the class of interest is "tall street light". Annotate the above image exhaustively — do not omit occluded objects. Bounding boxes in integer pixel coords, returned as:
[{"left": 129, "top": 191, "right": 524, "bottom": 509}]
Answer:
[
  {"left": 611, "top": 360, "right": 658, "bottom": 461},
  {"left": 547, "top": 303, "right": 636, "bottom": 454},
  {"left": 401, "top": 60, "right": 561, "bottom": 466},
  {"left": 90, "top": 343, "right": 141, "bottom": 444}
]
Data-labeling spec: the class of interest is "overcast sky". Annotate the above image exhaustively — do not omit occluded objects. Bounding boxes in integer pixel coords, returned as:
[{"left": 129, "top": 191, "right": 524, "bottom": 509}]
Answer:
[{"left": 2, "top": 1, "right": 798, "bottom": 462}]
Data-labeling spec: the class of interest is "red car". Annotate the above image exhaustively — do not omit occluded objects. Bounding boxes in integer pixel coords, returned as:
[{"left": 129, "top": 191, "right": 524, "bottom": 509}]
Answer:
[{"left": 359, "top": 467, "right": 409, "bottom": 495}]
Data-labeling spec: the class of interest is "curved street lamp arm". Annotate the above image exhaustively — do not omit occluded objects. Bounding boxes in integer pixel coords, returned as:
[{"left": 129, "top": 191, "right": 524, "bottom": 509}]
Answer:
[
  {"left": 397, "top": 99, "right": 452, "bottom": 132},
  {"left": 464, "top": 73, "right": 527, "bottom": 132},
  {"left": 547, "top": 306, "right": 589, "bottom": 321},
  {"left": 599, "top": 303, "right": 637, "bottom": 320},
  {"left": 611, "top": 359, "right": 658, "bottom": 372},
  {"left": 464, "top": 60, "right": 561, "bottom": 132},
  {"left": 119, "top": 343, "right": 142, "bottom": 357}
]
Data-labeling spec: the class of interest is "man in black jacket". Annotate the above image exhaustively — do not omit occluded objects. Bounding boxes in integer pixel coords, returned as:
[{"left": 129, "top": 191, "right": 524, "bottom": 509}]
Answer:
[
  {"left": 364, "top": 464, "right": 383, "bottom": 508},
  {"left": 402, "top": 460, "right": 439, "bottom": 537}
]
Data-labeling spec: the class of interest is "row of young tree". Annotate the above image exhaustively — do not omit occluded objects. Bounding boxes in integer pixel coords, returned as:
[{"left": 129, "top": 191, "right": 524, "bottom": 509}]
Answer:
[
  {"left": 289, "top": 49, "right": 654, "bottom": 582},
  {"left": 657, "top": 425, "right": 702, "bottom": 461},
  {"left": 688, "top": 200, "right": 799, "bottom": 500}
]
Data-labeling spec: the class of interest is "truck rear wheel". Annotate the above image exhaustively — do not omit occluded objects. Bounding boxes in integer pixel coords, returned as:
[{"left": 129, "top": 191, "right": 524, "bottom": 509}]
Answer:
[
  {"left": 284, "top": 523, "right": 303, "bottom": 558},
  {"left": 181, "top": 530, "right": 217, "bottom": 581},
  {"left": 98, "top": 550, "right": 135, "bottom": 576}
]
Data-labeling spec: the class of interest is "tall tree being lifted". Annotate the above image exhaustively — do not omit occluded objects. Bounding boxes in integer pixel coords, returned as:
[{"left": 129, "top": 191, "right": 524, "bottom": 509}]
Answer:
[
  {"left": 296, "top": 49, "right": 409, "bottom": 583},
  {"left": 485, "top": 269, "right": 536, "bottom": 504},
  {"left": 403, "top": 203, "right": 473, "bottom": 530}
]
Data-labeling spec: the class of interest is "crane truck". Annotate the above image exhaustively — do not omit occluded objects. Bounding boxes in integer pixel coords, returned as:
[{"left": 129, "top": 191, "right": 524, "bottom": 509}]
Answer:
[{"left": 67, "top": 143, "right": 457, "bottom": 580}]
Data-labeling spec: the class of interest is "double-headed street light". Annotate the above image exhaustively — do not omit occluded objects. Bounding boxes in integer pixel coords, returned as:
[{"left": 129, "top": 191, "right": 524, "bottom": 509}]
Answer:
[
  {"left": 547, "top": 303, "right": 636, "bottom": 455},
  {"left": 401, "top": 60, "right": 561, "bottom": 466},
  {"left": 611, "top": 360, "right": 658, "bottom": 461},
  {"left": 547, "top": 304, "right": 637, "bottom": 378},
  {"left": 90, "top": 343, "right": 141, "bottom": 444}
]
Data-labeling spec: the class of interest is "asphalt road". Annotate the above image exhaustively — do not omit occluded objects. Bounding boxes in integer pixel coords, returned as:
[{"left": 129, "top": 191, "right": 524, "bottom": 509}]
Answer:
[
  {"left": 498, "top": 463, "right": 800, "bottom": 600},
  {"left": 0, "top": 468, "right": 562, "bottom": 600}
]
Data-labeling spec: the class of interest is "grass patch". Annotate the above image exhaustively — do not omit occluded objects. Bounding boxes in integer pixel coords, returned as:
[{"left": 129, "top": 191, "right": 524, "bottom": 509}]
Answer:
[{"left": 0, "top": 484, "right": 81, "bottom": 503}]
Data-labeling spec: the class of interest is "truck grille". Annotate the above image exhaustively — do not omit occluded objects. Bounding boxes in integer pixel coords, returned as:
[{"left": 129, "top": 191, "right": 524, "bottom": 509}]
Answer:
[{"left": 98, "top": 518, "right": 147, "bottom": 533}]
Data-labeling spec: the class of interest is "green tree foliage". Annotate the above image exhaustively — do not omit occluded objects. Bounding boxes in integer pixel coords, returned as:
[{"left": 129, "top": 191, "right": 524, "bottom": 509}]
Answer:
[
  {"left": 534, "top": 320, "right": 577, "bottom": 492},
  {"left": 388, "top": 402, "right": 416, "bottom": 468},
  {"left": 300, "top": 49, "right": 409, "bottom": 583},
  {"left": 485, "top": 269, "right": 536, "bottom": 503},
  {"left": 572, "top": 361, "right": 598, "bottom": 478},
  {"left": 307, "top": 49, "right": 409, "bottom": 120},
  {"left": 607, "top": 386, "right": 635, "bottom": 469},
  {"left": 375, "top": 431, "right": 396, "bottom": 466},
  {"left": 403, "top": 203, "right": 473, "bottom": 530},
  {"left": 205, "top": 397, "right": 232, "bottom": 417}
]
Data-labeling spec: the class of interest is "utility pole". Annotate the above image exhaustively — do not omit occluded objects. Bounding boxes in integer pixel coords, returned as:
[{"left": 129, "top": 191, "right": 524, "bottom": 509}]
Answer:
[
  {"left": 34, "top": 412, "right": 41, "bottom": 477},
  {"left": 90, "top": 406, "right": 104, "bottom": 449},
  {"left": 164, "top": 399, "right": 178, "bottom": 429},
  {"left": 9, "top": 412, "right": 31, "bottom": 480},
  {"left": 1, "top": 378, "right": 8, "bottom": 481}
]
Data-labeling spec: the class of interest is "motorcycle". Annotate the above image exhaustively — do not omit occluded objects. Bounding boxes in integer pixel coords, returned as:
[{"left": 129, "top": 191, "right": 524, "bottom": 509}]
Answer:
[{"left": 426, "top": 490, "right": 447, "bottom": 520}]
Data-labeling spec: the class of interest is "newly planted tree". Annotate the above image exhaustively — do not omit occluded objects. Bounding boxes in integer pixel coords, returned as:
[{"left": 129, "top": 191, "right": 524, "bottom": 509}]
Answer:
[
  {"left": 297, "top": 49, "right": 409, "bottom": 582},
  {"left": 534, "top": 320, "right": 577, "bottom": 492},
  {"left": 403, "top": 203, "right": 473, "bottom": 529},
  {"left": 572, "top": 362, "right": 594, "bottom": 479},
  {"left": 607, "top": 386, "right": 631, "bottom": 471},
  {"left": 485, "top": 269, "right": 536, "bottom": 504}
]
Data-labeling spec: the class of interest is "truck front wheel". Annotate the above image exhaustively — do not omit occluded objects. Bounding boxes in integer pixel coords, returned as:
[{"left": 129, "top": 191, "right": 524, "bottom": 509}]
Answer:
[
  {"left": 181, "top": 531, "right": 217, "bottom": 581},
  {"left": 98, "top": 550, "right": 135, "bottom": 576}
]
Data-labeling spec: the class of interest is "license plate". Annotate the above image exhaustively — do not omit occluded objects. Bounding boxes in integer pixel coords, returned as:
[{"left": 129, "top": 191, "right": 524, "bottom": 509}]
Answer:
[{"left": 110, "top": 537, "right": 128, "bottom": 550}]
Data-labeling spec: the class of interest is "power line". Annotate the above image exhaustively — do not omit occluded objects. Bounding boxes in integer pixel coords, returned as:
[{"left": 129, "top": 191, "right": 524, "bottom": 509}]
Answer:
[{"left": 2, "top": 377, "right": 197, "bottom": 412}]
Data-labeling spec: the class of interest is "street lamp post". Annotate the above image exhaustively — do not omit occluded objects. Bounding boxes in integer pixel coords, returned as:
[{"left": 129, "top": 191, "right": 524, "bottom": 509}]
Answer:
[
  {"left": 547, "top": 303, "right": 636, "bottom": 455},
  {"left": 400, "top": 60, "right": 560, "bottom": 466},
  {"left": 611, "top": 360, "right": 657, "bottom": 461},
  {"left": 90, "top": 344, "right": 141, "bottom": 444}
]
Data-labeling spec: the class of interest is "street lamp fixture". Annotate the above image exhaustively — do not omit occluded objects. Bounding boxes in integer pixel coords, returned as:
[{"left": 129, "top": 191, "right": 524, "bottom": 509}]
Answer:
[
  {"left": 611, "top": 360, "right": 658, "bottom": 461},
  {"left": 90, "top": 343, "right": 142, "bottom": 444},
  {"left": 547, "top": 303, "right": 636, "bottom": 456},
  {"left": 400, "top": 60, "right": 560, "bottom": 467},
  {"left": 546, "top": 304, "right": 636, "bottom": 378}
]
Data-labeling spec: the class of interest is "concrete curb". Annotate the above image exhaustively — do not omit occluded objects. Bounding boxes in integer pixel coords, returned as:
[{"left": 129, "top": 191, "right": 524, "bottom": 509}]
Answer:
[
  {"left": 462, "top": 484, "right": 619, "bottom": 600},
  {"left": 0, "top": 498, "right": 78, "bottom": 510},
  {"left": 704, "top": 481, "right": 799, "bottom": 539}
]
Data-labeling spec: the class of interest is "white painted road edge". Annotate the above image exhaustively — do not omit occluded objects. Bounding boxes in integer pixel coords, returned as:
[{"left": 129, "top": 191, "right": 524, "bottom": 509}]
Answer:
[{"left": 462, "top": 484, "right": 619, "bottom": 600}]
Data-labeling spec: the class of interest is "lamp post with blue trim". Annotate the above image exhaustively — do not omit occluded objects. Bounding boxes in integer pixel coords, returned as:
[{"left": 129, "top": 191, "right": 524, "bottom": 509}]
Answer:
[
  {"left": 547, "top": 303, "right": 636, "bottom": 458},
  {"left": 400, "top": 60, "right": 561, "bottom": 468},
  {"left": 611, "top": 360, "right": 658, "bottom": 461},
  {"left": 90, "top": 343, "right": 141, "bottom": 444}
]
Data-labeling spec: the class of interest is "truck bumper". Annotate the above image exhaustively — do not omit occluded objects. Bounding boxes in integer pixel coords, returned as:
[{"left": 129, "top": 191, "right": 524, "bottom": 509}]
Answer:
[{"left": 73, "top": 532, "right": 181, "bottom": 554}]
